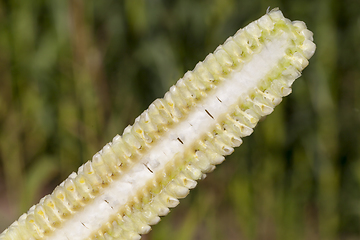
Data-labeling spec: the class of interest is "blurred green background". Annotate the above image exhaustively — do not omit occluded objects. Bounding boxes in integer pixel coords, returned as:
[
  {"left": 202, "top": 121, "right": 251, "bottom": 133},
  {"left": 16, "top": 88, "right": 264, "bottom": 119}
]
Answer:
[{"left": 0, "top": 0, "right": 358, "bottom": 239}]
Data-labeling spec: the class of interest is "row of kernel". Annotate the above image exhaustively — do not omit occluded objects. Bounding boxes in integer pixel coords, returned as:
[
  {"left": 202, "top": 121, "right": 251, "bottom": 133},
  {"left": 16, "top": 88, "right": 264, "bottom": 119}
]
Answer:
[
  {"left": 211, "top": 13, "right": 281, "bottom": 82},
  {"left": 6, "top": 169, "right": 100, "bottom": 240},
  {"left": 90, "top": 164, "right": 199, "bottom": 239},
  {"left": 0, "top": 163, "right": 111, "bottom": 240}
]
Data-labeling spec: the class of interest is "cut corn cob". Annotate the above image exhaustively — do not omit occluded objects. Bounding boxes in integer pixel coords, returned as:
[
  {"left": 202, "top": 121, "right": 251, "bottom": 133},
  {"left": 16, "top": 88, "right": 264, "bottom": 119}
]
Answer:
[{"left": 0, "top": 8, "right": 315, "bottom": 240}]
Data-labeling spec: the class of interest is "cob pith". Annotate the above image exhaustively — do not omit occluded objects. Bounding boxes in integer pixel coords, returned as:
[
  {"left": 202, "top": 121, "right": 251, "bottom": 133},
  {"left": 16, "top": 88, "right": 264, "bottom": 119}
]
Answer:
[{"left": 0, "top": 9, "right": 316, "bottom": 240}]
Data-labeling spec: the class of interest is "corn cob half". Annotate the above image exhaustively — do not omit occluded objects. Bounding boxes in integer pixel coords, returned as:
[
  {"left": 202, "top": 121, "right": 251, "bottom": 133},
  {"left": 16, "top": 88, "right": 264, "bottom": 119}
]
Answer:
[{"left": 0, "top": 8, "right": 316, "bottom": 240}]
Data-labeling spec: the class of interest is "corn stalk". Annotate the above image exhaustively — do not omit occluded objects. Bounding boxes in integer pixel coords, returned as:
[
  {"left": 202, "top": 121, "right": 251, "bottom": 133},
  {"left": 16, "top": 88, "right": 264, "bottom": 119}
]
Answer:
[{"left": 0, "top": 9, "right": 315, "bottom": 240}]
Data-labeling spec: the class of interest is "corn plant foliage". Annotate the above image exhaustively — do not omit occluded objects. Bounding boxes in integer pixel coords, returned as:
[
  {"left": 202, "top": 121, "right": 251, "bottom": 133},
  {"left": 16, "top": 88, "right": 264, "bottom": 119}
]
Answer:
[{"left": 0, "top": 0, "right": 357, "bottom": 239}]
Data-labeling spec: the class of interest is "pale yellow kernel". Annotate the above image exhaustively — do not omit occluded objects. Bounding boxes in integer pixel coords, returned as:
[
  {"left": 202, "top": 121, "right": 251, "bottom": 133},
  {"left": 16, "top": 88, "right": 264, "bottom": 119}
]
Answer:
[
  {"left": 79, "top": 177, "right": 85, "bottom": 184},
  {"left": 57, "top": 194, "right": 64, "bottom": 200},
  {"left": 47, "top": 202, "right": 55, "bottom": 208}
]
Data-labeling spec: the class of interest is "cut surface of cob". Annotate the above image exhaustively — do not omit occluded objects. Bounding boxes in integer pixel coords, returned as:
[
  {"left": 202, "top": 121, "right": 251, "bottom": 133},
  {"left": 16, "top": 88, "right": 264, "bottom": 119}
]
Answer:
[{"left": 0, "top": 9, "right": 316, "bottom": 240}]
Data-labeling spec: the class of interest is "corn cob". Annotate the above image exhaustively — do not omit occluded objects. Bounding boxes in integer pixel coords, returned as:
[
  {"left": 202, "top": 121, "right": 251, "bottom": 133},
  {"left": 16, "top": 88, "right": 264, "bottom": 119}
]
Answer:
[{"left": 0, "top": 8, "right": 316, "bottom": 240}]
